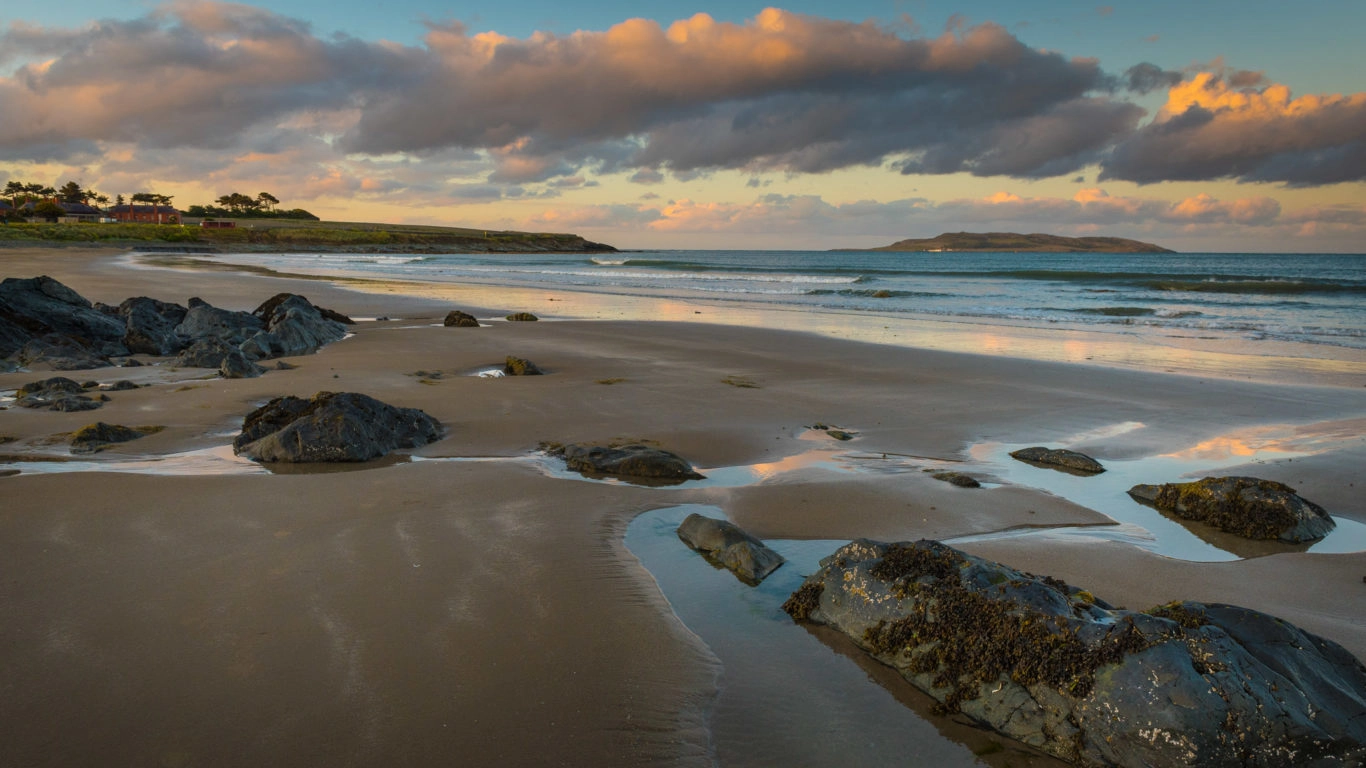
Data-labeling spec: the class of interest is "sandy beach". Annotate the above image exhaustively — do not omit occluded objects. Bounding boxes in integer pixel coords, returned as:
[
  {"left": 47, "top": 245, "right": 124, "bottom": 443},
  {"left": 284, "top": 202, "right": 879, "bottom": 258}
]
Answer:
[{"left": 2, "top": 247, "right": 1364, "bottom": 766}]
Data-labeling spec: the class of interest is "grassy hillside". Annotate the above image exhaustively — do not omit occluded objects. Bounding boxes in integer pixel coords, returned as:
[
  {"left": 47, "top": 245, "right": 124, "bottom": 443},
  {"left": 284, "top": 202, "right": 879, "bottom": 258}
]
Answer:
[
  {"left": 866, "top": 232, "right": 1173, "bottom": 253},
  {"left": 0, "top": 219, "right": 615, "bottom": 253}
]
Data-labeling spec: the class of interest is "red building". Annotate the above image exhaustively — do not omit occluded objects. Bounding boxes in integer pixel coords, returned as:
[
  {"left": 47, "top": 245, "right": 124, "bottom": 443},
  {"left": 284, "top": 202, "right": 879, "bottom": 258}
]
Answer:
[{"left": 110, "top": 204, "right": 180, "bottom": 224}]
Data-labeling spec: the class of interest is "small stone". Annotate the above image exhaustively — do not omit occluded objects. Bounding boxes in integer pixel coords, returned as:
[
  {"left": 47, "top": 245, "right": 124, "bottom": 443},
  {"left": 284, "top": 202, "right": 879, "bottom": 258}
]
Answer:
[
  {"left": 443, "top": 310, "right": 479, "bottom": 327},
  {"left": 505, "top": 312, "right": 539, "bottom": 322}
]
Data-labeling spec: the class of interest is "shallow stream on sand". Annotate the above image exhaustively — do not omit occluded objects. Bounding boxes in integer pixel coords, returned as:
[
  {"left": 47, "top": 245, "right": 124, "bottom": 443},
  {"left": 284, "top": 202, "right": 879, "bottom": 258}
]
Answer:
[{"left": 625, "top": 504, "right": 1064, "bottom": 768}]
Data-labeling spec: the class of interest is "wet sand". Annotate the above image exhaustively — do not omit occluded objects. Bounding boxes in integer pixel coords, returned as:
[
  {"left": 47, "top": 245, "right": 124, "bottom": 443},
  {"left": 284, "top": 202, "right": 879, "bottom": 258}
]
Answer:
[{"left": 2, "top": 247, "right": 1364, "bottom": 766}]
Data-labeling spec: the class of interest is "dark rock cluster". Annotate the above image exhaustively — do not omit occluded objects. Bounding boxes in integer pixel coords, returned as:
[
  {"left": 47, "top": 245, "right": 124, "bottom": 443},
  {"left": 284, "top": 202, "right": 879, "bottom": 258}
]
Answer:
[
  {"left": 785, "top": 539, "right": 1366, "bottom": 767},
  {"left": 0, "top": 276, "right": 351, "bottom": 376},
  {"left": 544, "top": 442, "right": 705, "bottom": 484}
]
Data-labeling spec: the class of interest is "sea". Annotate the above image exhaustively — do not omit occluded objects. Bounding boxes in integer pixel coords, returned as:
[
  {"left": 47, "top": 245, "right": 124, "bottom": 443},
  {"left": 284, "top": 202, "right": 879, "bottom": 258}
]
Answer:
[{"left": 211, "top": 249, "right": 1366, "bottom": 352}]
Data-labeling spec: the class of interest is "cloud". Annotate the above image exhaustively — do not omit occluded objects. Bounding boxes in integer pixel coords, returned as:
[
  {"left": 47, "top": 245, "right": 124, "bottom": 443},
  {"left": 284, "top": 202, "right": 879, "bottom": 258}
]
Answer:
[
  {"left": 1102, "top": 71, "right": 1366, "bottom": 184},
  {"left": 1123, "top": 62, "right": 1181, "bottom": 94},
  {"left": 3, "top": 2, "right": 1363, "bottom": 199}
]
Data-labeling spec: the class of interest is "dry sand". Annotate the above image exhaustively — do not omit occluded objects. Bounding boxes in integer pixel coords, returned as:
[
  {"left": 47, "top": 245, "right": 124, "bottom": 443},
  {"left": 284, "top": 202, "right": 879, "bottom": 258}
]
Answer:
[{"left": 2, "top": 247, "right": 1364, "bottom": 766}]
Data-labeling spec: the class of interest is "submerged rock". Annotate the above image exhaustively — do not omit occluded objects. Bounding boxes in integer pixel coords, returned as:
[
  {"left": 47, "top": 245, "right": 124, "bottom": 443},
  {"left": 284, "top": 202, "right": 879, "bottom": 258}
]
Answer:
[
  {"left": 233, "top": 392, "right": 442, "bottom": 462},
  {"left": 443, "top": 311, "right": 480, "bottom": 327},
  {"left": 546, "top": 442, "right": 705, "bottom": 483},
  {"left": 1009, "top": 446, "right": 1105, "bottom": 474},
  {"left": 826, "top": 429, "right": 856, "bottom": 441},
  {"left": 785, "top": 539, "right": 1366, "bottom": 767},
  {"left": 677, "top": 513, "right": 785, "bottom": 585},
  {"left": 502, "top": 356, "right": 543, "bottom": 376},
  {"left": 1129, "top": 476, "right": 1336, "bottom": 543}
]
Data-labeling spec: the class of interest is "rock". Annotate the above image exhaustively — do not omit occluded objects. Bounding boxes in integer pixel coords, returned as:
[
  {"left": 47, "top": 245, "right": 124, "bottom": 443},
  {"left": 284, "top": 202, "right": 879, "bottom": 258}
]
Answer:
[
  {"left": 121, "top": 357, "right": 143, "bottom": 367},
  {"left": 219, "top": 349, "right": 265, "bottom": 379},
  {"left": 0, "top": 276, "right": 128, "bottom": 361},
  {"left": 233, "top": 392, "right": 442, "bottom": 463},
  {"left": 241, "top": 294, "right": 348, "bottom": 359},
  {"left": 16, "top": 376, "right": 86, "bottom": 399},
  {"left": 932, "top": 471, "right": 981, "bottom": 488},
  {"left": 505, "top": 312, "right": 539, "bottom": 322},
  {"left": 826, "top": 429, "right": 856, "bottom": 441},
  {"left": 70, "top": 422, "right": 149, "bottom": 454},
  {"left": 16, "top": 377, "right": 102, "bottom": 411},
  {"left": 253, "top": 293, "right": 353, "bottom": 326},
  {"left": 1009, "top": 446, "right": 1105, "bottom": 474},
  {"left": 16, "top": 336, "right": 111, "bottom": 370},
  {"left": 677, "top": 513, "right": 785, "bottom": 585},
  {"left": 173, "top": 298, "right": 263, "bottom": 346},
  {"left": 443, "top": 311, "right": 480, "bottom": 327},
  {"left": 274, "top": 360, "right": 297, "bottom": 370},
  {"left": 547, "top": 442, "right": 705, "bottom": 483},
  {"left": 1129, "top": 476, "right": 1336, "bottom": 543},
  {"left": 117, "top": 297, "right": 188, "bottom": 355},
  {"left": 175, "top": 336, "right": 238, "bottom": 369},
  {"left": 503, "top": 356, "right": 543, "bottom": 376},
  {"left": 785, "top": 539, "right": 1366, "bottom": 767},
  {"left": 104, "top": 380, "right": 140, "bottom": 391}
]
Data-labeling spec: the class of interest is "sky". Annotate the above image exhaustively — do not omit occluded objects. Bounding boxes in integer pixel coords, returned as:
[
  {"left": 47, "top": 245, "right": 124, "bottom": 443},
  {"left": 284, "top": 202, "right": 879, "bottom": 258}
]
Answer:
[{"left": 2, "top": 1, "right": 1364, "bottom": 251}]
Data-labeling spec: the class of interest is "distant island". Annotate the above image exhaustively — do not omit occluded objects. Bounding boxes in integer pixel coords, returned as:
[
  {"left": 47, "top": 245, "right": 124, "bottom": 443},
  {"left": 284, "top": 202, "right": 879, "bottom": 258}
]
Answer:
[{"left": 862, "top": 232, "right": 1173, "bottom": 254}]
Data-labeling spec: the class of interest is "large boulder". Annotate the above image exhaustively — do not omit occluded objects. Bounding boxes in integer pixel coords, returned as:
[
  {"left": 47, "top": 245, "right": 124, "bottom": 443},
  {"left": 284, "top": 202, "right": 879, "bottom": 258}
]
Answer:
[
  {"left": 233, "top": 392, "right": 442, "bottom": 462},
  {"left": 173, "top": 297, "right": 263, "bottom": 346},
  {"left": 784, "top": 539, "right": 1366, "bottom": 767},
  {"left": 1129, "top": 476, "right": 1336, "bottom": 543},
  {"left": 175, "top": 336, "right": 238, "bottom": 369},
  {"left": 0, "top": 276, "right": 128, "bottom": 360},
  {"left": 16, "top": 336, "right": 111, "bottom": 370},
  {"left": 117, "top": 297, "right": 188, "bottom": 355},
  {"left": 546, "top": 442, "right": 705, "bottom": 483},
  {"left": 1009, "top": 446, "right": 1105, "bottom": 474},
  {"left": 219, "top": 349, "right": 265, "bottom": 379},
  {"left": 240, "top": 293, "right": 349, "bottom": 359},
  {"left": 677, "top": 513, "right": 785, "bottom": 585}
]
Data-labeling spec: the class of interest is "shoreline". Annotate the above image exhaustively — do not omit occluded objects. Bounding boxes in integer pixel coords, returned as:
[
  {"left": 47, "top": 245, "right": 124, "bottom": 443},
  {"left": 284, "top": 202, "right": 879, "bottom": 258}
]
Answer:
[
  {"left": 134, "top": 249, "right": 1366, "bottom": 389},
  {"left": 2, "top": 247, "right": 1364, "bottom": 765}
]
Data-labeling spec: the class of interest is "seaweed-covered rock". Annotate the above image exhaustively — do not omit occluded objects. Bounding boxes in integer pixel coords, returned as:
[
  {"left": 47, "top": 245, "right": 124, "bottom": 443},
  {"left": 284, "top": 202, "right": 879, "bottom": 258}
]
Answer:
[
  {"left": 443, "top": 311, "right": 480, "bottom": 327},
  {"left": 826, "top": 429, "right": 856, "bottom": 441},
  {"left": 14, "top": 376, "right": 101, "bottom": 410},
  {"left": 1009, "top": 446, "right": 1105, "bottom": 474},
  {"left": 117, "top": 297, "right": 188, "bottom": 355},
  {"left": 677, "top": 513, "right": 784, "bottom": 585},
  {"left": 785, "top": 539, "right": 1366, "bottom": 767},
  {"left": 505, "top": 312, "right": 539, "bottom": 322},
  {"left": 932, "top": 471, "right": 981, "bottom": 488},
  {"left": 233, "top": 392, "right": 442, "bottom": 463},
  {"left": 70, "top": 422, "right": 151, "bottom": 454},
  {"left": 1129, "top": 476, "right": 1335, "bottom": 543},
  {"left": 546, "top": 442, "right": 705, "bottom": 483},
  {"left": 503, "top": 356, "right": 543, "bottom": 376}
]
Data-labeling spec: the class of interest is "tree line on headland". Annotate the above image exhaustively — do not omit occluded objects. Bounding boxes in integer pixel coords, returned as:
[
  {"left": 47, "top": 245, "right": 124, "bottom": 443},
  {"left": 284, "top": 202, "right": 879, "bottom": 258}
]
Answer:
[{"left": 2, "top": 179, "right": 315, "bottom": 221}]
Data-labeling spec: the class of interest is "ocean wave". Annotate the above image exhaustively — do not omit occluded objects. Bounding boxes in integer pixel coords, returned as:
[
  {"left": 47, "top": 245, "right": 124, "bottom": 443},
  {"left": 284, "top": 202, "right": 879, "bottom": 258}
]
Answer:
[
  {"left": 456, "top": 265, "right": 862, "bottom": 285},
  {"left": 805, "top": 288, "right": 949, "bottom": 299}
]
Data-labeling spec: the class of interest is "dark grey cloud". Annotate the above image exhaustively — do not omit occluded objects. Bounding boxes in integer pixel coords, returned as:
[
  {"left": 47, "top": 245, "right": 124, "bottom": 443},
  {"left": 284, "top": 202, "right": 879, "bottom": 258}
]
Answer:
[{"left": 1123, "top": 62, "right": 1181, "bottom": 94}]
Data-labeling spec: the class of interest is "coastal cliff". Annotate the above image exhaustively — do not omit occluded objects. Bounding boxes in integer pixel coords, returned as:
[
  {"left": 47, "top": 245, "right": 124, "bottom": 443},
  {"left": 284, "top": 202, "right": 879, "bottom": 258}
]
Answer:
[{"left": 865, "top": 232, "right": 1173, "bottom": 253}]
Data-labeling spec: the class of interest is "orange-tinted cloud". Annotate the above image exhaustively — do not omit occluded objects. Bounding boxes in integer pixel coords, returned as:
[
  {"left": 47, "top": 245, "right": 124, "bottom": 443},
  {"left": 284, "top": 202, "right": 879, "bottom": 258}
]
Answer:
[{"left": 1103, "top": 71, "right": 1366, "bottom": 184}]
